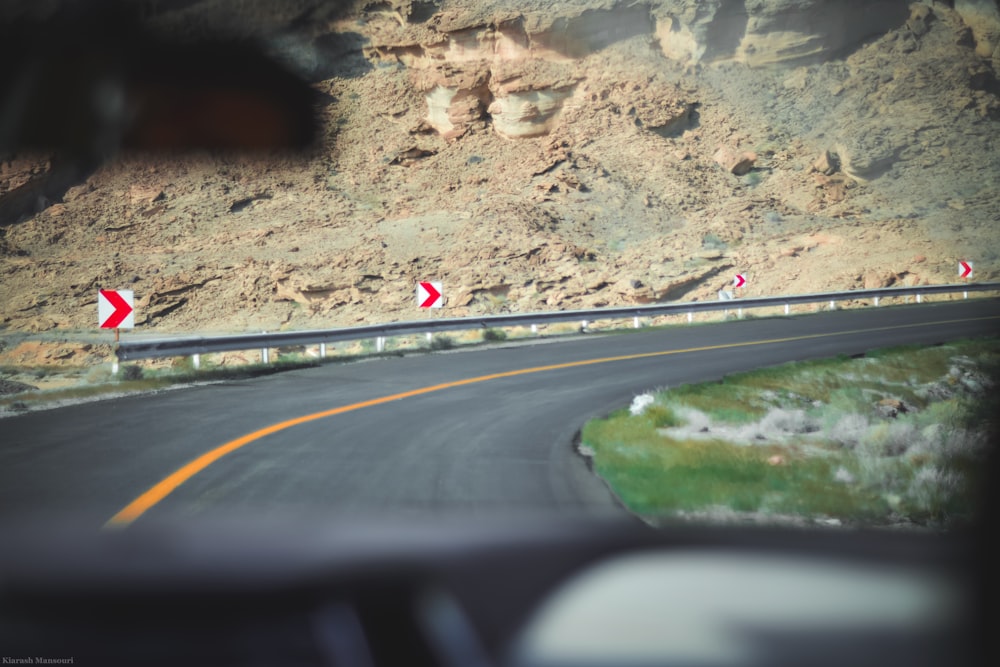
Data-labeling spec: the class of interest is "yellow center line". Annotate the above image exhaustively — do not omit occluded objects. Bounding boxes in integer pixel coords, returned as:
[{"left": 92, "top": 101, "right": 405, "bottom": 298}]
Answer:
[{"left": 104, "top": 315, "right": 999, "bottom": 528}]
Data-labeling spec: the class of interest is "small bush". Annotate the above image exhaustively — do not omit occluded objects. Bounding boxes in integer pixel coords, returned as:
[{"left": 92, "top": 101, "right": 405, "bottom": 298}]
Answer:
[
  {"left": 906, "top": 465, "right": 962, "bottom": 517},
  {"left": 430, "top": 335, "right": 455, "bottom": 351},
  {"left": 827, "top": 413, "right": 869, "bottom": 448},
  {"left": 827, "top": 386, "right": 869, "bottom": 414},
  {"left": 645, "top": 404, "right": 683, "bottom": 428},
  {"left": 758, "top": 408, "right": 814, "bottom": 435},
  {"left": 862, "top": 421, "right": 918, "bottom": 457},
  {"left": 483, "top": 328, "right": 507, "bottom": 342},
  {"left": 122, "top": 365, "right": 144, "bottom": 381},
  {"left": 906, "top": 415, "right": 979, "bottom": 463}
]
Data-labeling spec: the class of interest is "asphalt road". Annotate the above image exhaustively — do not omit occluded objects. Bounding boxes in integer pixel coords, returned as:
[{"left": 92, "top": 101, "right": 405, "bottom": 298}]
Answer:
[{"left": 1, "top": 299, "right": 998, "bottom": 527}]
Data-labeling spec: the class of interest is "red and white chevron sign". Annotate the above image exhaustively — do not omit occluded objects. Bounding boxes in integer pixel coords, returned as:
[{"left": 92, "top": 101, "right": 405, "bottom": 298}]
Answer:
[
  {"left": 98, "top": 289, "right": 135, "bottom": 329},
  {"left": 733, "top": 274, "right": 747, "bottom": 289},
  {"left": 417, "top": 282, "right": 443, "bottom": 308},
  {"left": 959, "top": 261, "right": 973, "bottom": 279}
]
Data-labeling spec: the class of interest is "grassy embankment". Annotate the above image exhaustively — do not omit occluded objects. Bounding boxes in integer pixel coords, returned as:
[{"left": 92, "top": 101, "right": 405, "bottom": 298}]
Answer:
[{"left": 580, "top": 338, "right": 1000, "bottom": 527}]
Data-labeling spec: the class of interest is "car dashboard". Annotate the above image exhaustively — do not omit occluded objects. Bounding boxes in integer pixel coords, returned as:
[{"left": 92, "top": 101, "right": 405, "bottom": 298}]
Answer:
[{"left": 0, "top": 514, "right": 986, "bottom": 667}]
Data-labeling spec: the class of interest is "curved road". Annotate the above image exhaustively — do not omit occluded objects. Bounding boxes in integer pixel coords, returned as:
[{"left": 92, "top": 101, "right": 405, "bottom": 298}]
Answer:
[{"left": 1, "top": 299, "right": 998, "bottom": 527}]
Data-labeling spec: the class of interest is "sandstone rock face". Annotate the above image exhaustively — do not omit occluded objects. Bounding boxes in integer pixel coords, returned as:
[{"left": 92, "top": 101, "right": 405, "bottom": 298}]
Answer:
[
  {"left": 488, "top": 87, "right": 575, "bottom": 137},
  {"left": 362, "top": 0, "right": 1000, "bottom": 145},
  {"left": 955, "top": 0, "right": 1000, "bottom": 58},
  {"left": 655, "top": 0, "right": 912, "bottom": 67},
  {"left": 273, "top": 271, "right": 352, "bottom": 306},
  {"left": 1, "top": 0, "right": 998, "bottom": 342},
  {"left": 425, "top": 78, "right": 484, "bottom": 137},
  {"left": 487, "top": 59, "right": 582, "bottom": 138},
  {"left": 370, "top": 6, "right": 602, "bottom": 140}
]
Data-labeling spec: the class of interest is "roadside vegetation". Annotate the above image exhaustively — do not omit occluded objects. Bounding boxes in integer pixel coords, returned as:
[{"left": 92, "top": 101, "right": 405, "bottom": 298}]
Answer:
[
  {"left": 0, "top": 322, "right": 547, "bottom": 414},
  {"left": 580, "top": 337, "right": 1000, "bottom": 529},
  {"left": 0, "top": 320, "right": 612, "bottom": 414},
  {"left": 0, "top": 357, "right": 324, "bottom": 414}
]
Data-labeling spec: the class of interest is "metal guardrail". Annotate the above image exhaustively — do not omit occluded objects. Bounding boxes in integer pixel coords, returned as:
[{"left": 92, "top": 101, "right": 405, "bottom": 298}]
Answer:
[{"left": 115, "top": 283, "right": 1000, "bottom": 361}]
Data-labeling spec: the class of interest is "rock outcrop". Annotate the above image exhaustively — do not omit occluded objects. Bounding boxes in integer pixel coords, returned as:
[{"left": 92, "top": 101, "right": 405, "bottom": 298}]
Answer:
[
  {"left": 955, "top": 0, "right": 1000, "bottom": 58},
  {"left": 1, "top": 0, "right": 998, "bottom": 343},
  {"left": 655, "top": 0, "right": 912, "bottom": 67},
  {"left": 368, "top": 4, "right": 622, "bottom": 139}
]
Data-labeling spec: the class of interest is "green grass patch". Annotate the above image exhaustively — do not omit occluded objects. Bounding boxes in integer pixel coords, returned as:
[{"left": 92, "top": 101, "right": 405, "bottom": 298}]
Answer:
[
  {"left": 581, "top": 336, "right": 1000, "bottom": 527},
  {"left": 666, "top": 382, "right": 767, "bottom": 423},
  {"left": 583, "top": 412, "right": 884, "bottom": 519},
  {"left": 643, "top": 404, "right": 683, "bottom": 428}
]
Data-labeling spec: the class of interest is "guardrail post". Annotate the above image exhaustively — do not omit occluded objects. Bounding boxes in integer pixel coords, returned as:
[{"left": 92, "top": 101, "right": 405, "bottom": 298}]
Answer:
[
  {"left": 319, "top": 343, "right": 326, "bottom": 358},
  {"left": 633, "top": 316, "right": 640, "bottom": 329},
  {"left": 917, "top": 293, "right": 922, "bottom": 303},
  {"left": 737, "top": 307, "right": 743, "bottom": 319},
  {"left": 784, "top": 303, "right": 790, "bottom": 315},
  {"left": 192, "top": 354, "right": 200, "bottom": 370},
  {"left": 687, "top": 312, "right": 693, "bottom": 323},
  {"left": 964, "top": 291, "right": 968, "bottom": 299},
  {"left": 874, "top": 296, "right": 879, "bottom": 307},
  {"left": 829, "top": 300, "right": 836, "bottom": 310},
  {"left": 376, "top": 337, "right": 385, "bottom": 352},
  {"left": 531, "top": 324, "right": 538, "bottom": 335}
]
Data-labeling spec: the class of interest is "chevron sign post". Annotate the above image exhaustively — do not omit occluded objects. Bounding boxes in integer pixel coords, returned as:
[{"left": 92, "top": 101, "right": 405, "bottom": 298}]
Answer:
[
  {"left": 417, "top": 282, "right": 443, "bottom": 308},
  {"left": 99, "top": 289, "right": 135, "bottom": 329}
]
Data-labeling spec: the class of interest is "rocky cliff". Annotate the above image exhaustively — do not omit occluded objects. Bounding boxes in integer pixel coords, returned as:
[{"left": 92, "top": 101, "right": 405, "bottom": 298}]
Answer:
[{"left": 1, "top": 0, "right": 998, "bottom": 351}]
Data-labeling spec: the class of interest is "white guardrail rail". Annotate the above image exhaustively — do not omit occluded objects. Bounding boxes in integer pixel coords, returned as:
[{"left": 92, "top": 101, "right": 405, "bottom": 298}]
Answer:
[{"left": 114, "top": 283, "right": 1000, "bottom": 362}]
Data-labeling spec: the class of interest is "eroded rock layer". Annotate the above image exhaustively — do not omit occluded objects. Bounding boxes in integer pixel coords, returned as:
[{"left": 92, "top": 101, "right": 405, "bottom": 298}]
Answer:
[{"left": 0, "top": 0, "right": 998, "bottom": 344}]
